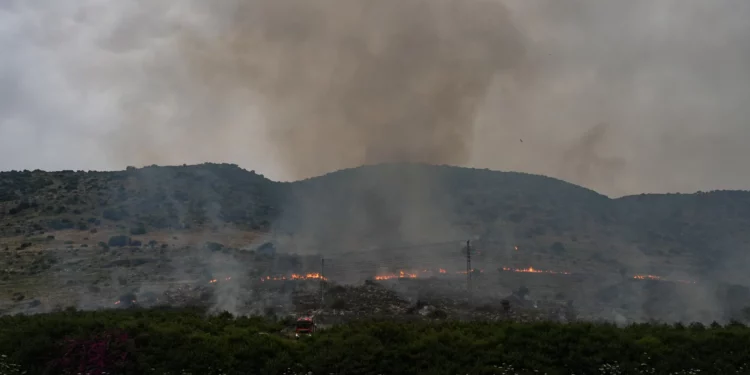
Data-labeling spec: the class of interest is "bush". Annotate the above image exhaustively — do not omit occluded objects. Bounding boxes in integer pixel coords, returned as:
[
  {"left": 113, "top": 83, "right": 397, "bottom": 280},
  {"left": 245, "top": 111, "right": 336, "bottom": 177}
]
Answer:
[
  {"left": 1, "top": 310, "right": 750, "bottom": 374},
  {"left": 329, "top": 298, "right": 348, "bottom": 310},
  {"left": 107, "top": 235, "right": 131, "bottom": 247},
  {"left": 205, "top": 242, "right": 224, "bottom": 252},
  {"left": 102, "top": 208, "right": 128, "bottom": 221},
  {"left": 47, "top": 219, "right": 75, "bottom": 230},
  {"left": 129, "top": 224, "right": 147, "bottom": 236}
]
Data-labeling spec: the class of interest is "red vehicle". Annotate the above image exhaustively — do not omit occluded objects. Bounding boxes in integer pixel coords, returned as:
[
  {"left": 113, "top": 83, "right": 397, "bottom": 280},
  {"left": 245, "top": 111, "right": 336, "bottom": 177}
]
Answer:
[{"left": 294, "top": 316, "right": 316, "bottom": 338}]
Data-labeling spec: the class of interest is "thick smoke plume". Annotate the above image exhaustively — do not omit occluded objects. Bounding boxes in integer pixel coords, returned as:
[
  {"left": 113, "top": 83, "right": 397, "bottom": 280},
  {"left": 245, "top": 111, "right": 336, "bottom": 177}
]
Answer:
[
  {"left": 4, "top": 1, "right": 750, "bottom": 195},
  {"left": 112, "top": 0, "right": 527, "bottom": 180}
]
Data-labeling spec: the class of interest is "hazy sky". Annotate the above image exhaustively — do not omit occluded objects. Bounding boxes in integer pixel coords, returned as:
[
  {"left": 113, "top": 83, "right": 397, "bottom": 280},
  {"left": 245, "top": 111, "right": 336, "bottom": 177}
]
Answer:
[{"left": 1, "top": 0, "right": 749, "bottom": 197}]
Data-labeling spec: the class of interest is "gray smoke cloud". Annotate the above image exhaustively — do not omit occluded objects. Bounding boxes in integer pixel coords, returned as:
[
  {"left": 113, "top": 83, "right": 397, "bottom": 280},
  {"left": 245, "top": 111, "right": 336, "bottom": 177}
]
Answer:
[
  {"left": 108, "top": 0, "right": 527, "bottom": 181},
  {"left": 1, "top": 0, "right": 750, "bottom": 197}
]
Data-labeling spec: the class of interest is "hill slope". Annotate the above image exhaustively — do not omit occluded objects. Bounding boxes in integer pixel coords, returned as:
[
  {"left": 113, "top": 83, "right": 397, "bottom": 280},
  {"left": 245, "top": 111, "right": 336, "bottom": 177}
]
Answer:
[{"left": 1, "top": 163, "right": 749, "bottom": 281}]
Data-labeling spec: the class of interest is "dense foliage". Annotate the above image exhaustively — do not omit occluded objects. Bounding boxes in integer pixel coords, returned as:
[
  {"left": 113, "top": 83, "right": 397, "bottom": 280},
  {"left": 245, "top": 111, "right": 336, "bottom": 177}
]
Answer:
[{"left": 1, "top": 308, "right": 750, "bottom": 375}]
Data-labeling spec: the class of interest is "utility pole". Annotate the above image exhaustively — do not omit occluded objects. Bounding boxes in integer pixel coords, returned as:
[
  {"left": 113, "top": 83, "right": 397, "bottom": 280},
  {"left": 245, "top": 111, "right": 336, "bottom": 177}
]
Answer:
[{"left": 466, "top": 240, "right": 472, "bottom": 304}]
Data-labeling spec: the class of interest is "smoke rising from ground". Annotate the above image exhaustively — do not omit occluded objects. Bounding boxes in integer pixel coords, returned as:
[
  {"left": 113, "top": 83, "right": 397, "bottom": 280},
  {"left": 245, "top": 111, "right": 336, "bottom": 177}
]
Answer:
[
  {"left": 113, "top": 0, "right": 527, "bottom": 180},
  {"left": 2, "top": 1, "right": 750, "bottom": 196}
]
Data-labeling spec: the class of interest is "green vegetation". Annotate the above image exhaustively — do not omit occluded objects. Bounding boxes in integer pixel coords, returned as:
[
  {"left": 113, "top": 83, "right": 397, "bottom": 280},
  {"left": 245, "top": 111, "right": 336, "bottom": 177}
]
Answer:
[
  {"left": 107, "top": 235, "right": 131, "bottom": 247},
  {"left": 2, "top": 163, "right": 750, "bottom": 272},
  {"left": 1, "top": 309, "right": 750, "bottom": 374},
  {"left": 0, "top": 164, "right": 280, "bottom": 238}
]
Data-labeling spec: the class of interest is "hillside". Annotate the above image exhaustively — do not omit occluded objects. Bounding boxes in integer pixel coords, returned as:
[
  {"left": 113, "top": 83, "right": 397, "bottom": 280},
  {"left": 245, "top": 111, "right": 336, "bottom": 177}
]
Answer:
[
  {"left": 1, "top": 163, "right": 750, "bottom": 322},
  {"left": 0, "top": 163, "right": 281, "bottom": 235},
  {"left": 2, "top": 163, "right": 749, "bottom": 274}
]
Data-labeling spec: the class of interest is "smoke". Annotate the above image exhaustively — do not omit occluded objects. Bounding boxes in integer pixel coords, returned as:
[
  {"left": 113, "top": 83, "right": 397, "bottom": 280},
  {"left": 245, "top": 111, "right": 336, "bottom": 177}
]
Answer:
[
  {"left": 3, "top": 0, "right": 750, "bottom": 323},
  {"left": 3, "top": 1, "right": 750, "bottom": 194},
  {"left": 103, "top": 0, "right": 527, "bottom": 181},
  {"left": 94, "top": 0, "right": 531, "bottom": 261},
  {"left": 560, "top": 123, "right": 626, "bottom": 191}
]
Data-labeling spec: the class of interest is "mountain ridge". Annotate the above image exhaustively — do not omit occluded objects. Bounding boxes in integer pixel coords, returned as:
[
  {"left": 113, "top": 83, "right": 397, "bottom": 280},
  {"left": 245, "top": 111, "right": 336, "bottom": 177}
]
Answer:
[{"left": 0, "top": 162, "right": 749, "bottom": 284}]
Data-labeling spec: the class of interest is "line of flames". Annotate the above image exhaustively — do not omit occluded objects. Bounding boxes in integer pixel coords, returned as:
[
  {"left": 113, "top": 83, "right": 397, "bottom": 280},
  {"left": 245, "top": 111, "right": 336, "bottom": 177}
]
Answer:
[
  {"left": 254, "top": 266, "right": 574, "bottom": 282},
  {"left": 112, "top": 270, "right": 697, "bottom": 305},
  {"left": 260, "top": 273, "right": 328, "bottom": 282},
  {"left": 501, "top": 266, "right": 571, "bottom": 275},
  {"left": 632, "top": 274, "right": 696, "bottom": 284},
  {"left": 375, "top": 268, "right": 494, "bottom": 280}
]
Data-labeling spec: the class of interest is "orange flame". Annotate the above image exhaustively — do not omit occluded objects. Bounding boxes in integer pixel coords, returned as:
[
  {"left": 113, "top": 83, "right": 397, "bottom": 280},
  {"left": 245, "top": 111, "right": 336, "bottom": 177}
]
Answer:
[
  {"left": 501, "top": 266, "right": 571, "bottom": 275},
  {"left": 633, "top": 274, "right": 661, "bottom": 281},
  {"left": 259, "top": 273, "right": 328, "bottom": 282},
  {"left": 374, "top": 270, "right": 420, "bottom": 280},
  {"left": 291, "top": 273, "right": 327, "bottom": 280},
  {"left": 263, "top": 275, "right": 287, "bottom": 281},
  {"left": 374, "top": 268, "right": 487, "bottom": 280}
]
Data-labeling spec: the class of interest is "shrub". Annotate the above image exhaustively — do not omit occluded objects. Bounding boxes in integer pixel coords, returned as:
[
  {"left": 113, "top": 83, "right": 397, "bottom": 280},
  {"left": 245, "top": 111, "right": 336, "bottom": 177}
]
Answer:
[
  {"left": 0, "top": 310, "right": 750, "bottom": 374},
  {"left": 129, "top": 224, "right": 147, "bottom": 236},
  {"left": 205, "top": 242, "right": 224, "bottom": 252},
  {"left": 47, "top": 219, "right": 75, "bottom": 231},
  {"left": 107, "top": 235, "right": 130, "bottom": 247},
  {"left": 51, "top": 330, "right": 134, "bottom": 374},
  {"left": 102, "top": 208, "right": 128, "bottom": 221}
]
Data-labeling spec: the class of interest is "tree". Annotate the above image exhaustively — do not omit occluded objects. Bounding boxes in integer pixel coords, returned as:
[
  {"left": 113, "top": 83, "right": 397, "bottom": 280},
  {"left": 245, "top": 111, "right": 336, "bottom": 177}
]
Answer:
[
  {"left": 515, "top": 285, "right": 530, "bottom": 299},
  {"left": 130, "top": 223, "right": 147, "bottom": 235}
]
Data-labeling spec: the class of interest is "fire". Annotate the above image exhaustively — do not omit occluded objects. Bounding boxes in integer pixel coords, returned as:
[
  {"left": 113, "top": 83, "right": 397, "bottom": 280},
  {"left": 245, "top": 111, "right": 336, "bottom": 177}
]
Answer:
[
  {"left": 373, "top": 268, "right": 486, "bottom": 280},
  {"left": 263, "top": 275, "right": 286, "bottom": 281},
  {"left": 633, "top": 274, "right": 661, "bottom": 281},
  {"left": 259, "top": 273, "right": 328, "bottom": 282},
  {"left": 375, "top": 270, "right": 418, "bottom": 280},
  {"left": 633, "top": 274, "right": 696, "bottom": 284},
  {"left": 456, "top": 269, "right": 483, "bottom": 274},
  {"left": 291, "top": 273, "right": 327, "bottom": 280},
  {"left": 501, "top": 266, "right": 571, "bottom": 275}
]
